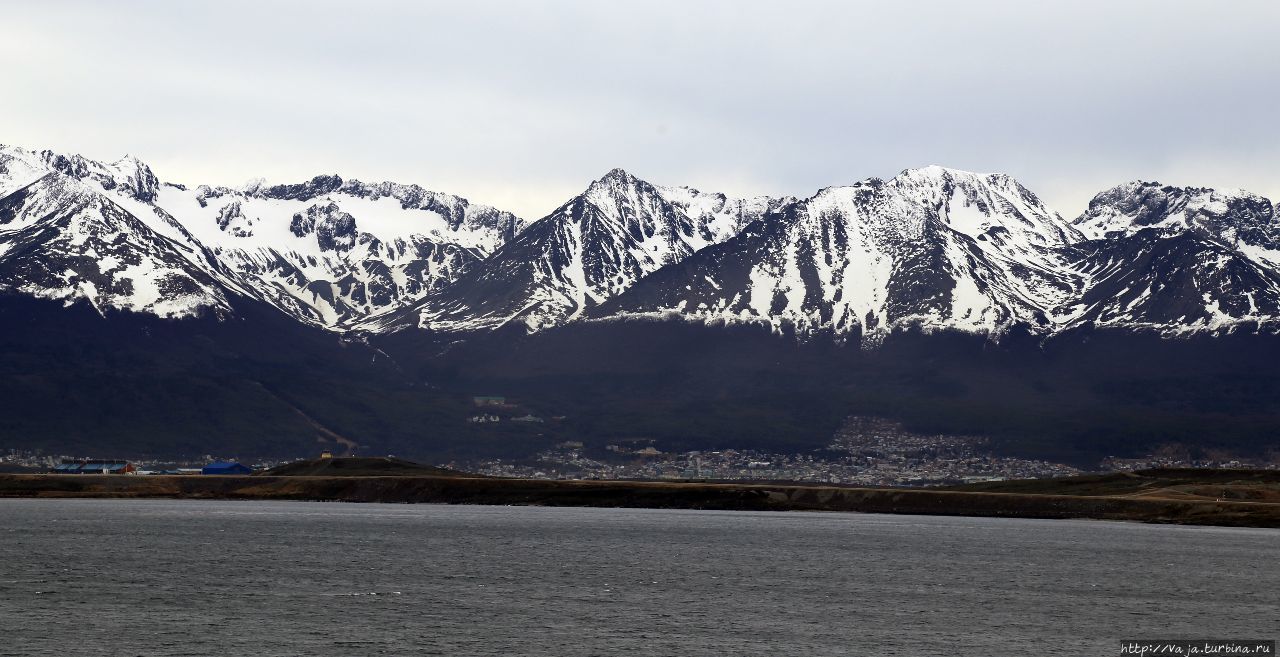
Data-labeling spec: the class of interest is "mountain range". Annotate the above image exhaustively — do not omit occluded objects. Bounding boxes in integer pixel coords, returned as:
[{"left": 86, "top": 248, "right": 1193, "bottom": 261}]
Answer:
[
  {"left": 4, "top": 143, "right": 1279, "bottom": 341},
  {"left": 3, "top": 141, "right": 1279, "bottom": 464}
]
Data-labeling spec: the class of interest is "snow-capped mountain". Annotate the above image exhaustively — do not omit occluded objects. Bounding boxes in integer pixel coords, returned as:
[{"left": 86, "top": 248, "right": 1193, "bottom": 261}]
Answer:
[
  {"left": 1073, "top": 181, "right": 1276, "bottom": 247},
  {"left": 6, "top": 140, "right": 1280, "bottom": 343},
  {"left": 151, "top": 174, "right": 525, "bottom": 326},
  {"left": 363, "top": 168, "right": 790, "bottom": 332},
  {"left": 599, "top": 168, "right": 1280, "bottom": 340},
  {"left": 0, "top": 144, "right": 526, "bottom": 326},
  {"left": 598, "top": 166, "right": 1086, "bottom": 338},
  {"left": 0, "top": 146, "right": 238, "bottom": 318},
  {"left": 1061, "top": 184, "right": 1280, "bottom": 334}
]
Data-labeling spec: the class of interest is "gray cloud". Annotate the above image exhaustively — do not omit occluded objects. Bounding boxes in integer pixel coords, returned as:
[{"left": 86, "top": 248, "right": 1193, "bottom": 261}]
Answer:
[{"left": 3, "top": 0, "right": 1278, "bottom": 219}]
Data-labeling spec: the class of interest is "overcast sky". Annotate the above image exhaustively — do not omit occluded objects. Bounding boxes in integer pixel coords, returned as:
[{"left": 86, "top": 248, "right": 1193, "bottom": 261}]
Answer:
[{"left": 3, "top": 0, "right": 1278, "bottom": 220}]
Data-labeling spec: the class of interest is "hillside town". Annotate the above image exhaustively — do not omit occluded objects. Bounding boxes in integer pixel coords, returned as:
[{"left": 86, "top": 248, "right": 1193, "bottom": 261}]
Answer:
[
  {"left": 456, "top": 417, "right": 1086, "bottom": 485},
  {"left": 5, "top": 414, "right": 1277, "bottom": 485}
]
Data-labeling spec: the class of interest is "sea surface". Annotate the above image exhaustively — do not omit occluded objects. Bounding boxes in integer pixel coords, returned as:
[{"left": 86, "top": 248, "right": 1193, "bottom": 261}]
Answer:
[{"left": 0, "top": 500, "right": 1276, "bottom": 656}]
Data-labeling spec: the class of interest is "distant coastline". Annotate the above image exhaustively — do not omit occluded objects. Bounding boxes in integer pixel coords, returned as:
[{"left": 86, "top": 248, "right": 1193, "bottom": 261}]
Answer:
[{"left": 2, "top": 466, "right": 1277, "bottom": 529}]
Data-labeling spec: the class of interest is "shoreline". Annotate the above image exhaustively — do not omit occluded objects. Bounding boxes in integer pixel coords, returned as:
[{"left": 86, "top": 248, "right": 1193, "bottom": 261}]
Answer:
[{"left": 2, "top": 474, "right": 1278, "bottom": 528}]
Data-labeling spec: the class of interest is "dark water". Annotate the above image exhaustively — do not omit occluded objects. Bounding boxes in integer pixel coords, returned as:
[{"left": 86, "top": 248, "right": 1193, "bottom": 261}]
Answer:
[{"left": 0, "top": 500, "right": 1276, "bottom": 656}]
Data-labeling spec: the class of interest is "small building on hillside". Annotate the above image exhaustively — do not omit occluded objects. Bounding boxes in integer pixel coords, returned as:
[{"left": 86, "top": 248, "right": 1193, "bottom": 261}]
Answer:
[
  {"left": 201, "top": 461, "right": 253, "bottom": 475},
  {"left": 51, "top": 460, "right": 135, "bottom": 475}
]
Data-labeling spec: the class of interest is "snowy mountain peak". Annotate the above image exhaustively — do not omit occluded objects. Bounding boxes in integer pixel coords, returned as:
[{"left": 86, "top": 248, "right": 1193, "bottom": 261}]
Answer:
[
  {"left": 1074, "top": 181, "right": 1276, "bottom": 247},
  {"left": 891, "top": 165, "right": 1036, "bottom": 199},
  {"left": 0, "top": 148, "right": 233, "bottom": 319},
  {"left": 592, "top": 167, "right": 638, "bottom": 185},
  {"left": 0, "top": 144, "right": 164, "bottom": 204},
  {"left": 884, "top": 166, "right": 1080, "bottom": 250},
  {"left": 258, "top": 174, "right": 345, "bottom": 201},
  {"left": 113, "top": 153, "right": 146, "bottom": 167},
  {"left": 890, "top": 165, "right": 1030, "bottom": 197},
  {"left": 578, "top": 167, "right": 658, "bottom": 208},
  {"left": 895, "top": 164, "right": 982, "bottom": 181}
]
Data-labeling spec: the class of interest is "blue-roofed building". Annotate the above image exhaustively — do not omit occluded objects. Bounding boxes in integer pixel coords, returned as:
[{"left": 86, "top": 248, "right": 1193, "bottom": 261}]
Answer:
[{"left": 201, "top": 461, "right": 253, "bottom": 475}]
